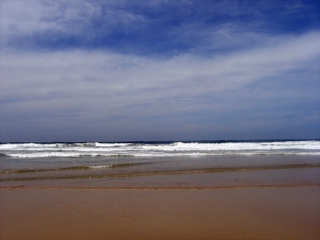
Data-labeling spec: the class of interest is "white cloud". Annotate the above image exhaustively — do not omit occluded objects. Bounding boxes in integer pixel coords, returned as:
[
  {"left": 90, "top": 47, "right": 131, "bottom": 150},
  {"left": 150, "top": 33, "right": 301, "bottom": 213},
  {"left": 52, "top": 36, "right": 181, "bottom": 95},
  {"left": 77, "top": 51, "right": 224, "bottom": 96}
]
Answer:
[
  {"left": 0, "top": 0, "right": 147, "bottom": 45},
  {"left": 1, "top": 31, "right": 319, "bottom": 120},
  {"left": 2, "top": 0, "right": 313, "bottom": 55}
]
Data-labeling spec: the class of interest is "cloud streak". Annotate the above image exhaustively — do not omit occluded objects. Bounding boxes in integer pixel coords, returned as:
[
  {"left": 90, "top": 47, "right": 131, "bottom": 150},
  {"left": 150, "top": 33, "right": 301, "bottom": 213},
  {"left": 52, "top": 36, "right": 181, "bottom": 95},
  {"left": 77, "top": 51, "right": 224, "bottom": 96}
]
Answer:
[
  {"left": 2, "top": 0, "right": 319, "bottom": 54},
  {"left": 1, "top": 31, "right": 320, "bottom": 141},
  {"left": 2, "top": 31, "right": 320, "bottom": 99}
]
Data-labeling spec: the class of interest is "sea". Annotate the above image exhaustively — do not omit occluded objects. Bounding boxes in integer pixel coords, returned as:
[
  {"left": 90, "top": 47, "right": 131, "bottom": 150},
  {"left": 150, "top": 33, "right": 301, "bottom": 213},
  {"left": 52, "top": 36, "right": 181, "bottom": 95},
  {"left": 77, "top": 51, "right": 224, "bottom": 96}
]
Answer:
[{"left": 1, "top": 140, "right": 320, "bottom": 189}]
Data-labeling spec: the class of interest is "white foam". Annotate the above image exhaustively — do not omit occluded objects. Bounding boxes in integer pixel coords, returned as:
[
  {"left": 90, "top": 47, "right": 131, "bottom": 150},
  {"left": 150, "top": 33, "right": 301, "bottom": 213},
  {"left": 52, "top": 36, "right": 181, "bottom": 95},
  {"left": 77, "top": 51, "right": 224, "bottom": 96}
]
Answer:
[
  {"left": 1, "top": 141, "right": 319, "bottom": 158},
  {"left": 89, "top": 165, "right": 113, "bottom": 169}
]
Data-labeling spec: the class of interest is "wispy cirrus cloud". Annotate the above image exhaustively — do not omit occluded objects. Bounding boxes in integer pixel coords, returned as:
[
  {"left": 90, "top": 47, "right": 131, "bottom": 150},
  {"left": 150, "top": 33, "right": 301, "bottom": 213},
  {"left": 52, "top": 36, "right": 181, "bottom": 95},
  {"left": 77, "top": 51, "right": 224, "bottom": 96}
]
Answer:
[
  {"left": 2, "top": 32, "right": 320, "bottom": 101},
  {"left": 1, "top": 31, "right": 319, "bottom": 140},
  {"left": 2, "top": 0, "right": 319, "bottom": 54}
]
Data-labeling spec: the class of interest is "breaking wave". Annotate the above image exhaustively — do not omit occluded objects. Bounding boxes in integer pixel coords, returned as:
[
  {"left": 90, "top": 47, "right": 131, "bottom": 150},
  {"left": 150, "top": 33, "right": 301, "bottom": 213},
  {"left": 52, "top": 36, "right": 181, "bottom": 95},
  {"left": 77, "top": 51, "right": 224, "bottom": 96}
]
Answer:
[{"left": 0, "top": 140, "right": 319, "bottom": 158}]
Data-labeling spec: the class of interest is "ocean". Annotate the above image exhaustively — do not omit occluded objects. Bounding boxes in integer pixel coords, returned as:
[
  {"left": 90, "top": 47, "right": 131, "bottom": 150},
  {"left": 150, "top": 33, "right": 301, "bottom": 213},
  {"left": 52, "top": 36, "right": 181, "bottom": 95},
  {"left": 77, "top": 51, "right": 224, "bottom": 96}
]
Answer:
[{"left": 1, "top": 140, "right": 320, "bottom": 189}]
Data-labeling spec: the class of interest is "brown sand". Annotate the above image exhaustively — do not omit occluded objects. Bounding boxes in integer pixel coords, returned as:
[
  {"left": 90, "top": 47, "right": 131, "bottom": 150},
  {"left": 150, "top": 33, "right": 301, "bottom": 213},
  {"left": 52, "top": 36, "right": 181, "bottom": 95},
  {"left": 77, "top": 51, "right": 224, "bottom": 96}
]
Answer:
[{"left": 1, "top": 187, "right": 319, "bottom": 240}]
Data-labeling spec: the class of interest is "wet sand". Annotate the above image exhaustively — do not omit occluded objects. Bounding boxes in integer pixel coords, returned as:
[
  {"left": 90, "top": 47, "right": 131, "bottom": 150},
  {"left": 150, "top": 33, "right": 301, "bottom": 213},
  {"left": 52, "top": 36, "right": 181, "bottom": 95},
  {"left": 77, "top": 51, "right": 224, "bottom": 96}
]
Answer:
[{"left": 1, "top": 186, "right": 319, "bottom": 240}]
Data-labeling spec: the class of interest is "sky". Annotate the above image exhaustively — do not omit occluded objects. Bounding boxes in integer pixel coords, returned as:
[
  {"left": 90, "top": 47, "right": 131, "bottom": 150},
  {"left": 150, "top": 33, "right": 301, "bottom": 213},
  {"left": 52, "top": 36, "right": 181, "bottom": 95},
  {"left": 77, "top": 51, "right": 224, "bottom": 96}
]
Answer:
[{"left": 0, "top": 0, "right": 320, "bottom": 142}]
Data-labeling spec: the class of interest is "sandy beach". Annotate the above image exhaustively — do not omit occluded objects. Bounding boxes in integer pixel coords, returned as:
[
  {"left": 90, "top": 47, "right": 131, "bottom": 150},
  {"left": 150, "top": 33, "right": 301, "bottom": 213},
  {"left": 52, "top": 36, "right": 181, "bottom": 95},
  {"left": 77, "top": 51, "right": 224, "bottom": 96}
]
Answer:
[
  {"left": 1, "top": 186, "right": 319, "bottom": 240},
  {"left": 1, "top": 146, "right": 319, "bottom": 239}
]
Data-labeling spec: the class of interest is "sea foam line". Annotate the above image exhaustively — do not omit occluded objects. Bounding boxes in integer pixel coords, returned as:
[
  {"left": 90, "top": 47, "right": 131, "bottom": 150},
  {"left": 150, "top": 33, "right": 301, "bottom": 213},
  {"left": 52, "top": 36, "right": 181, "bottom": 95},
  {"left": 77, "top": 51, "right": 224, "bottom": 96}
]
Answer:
[
  {"left": 1, "top": 184, "right": 320, "bottom": 191},
  {"left": 1, "top": 141, "right": 320, "bottom": 158},
  {"left": 1, "top": 163, "right": 319, "bottom": 181}
]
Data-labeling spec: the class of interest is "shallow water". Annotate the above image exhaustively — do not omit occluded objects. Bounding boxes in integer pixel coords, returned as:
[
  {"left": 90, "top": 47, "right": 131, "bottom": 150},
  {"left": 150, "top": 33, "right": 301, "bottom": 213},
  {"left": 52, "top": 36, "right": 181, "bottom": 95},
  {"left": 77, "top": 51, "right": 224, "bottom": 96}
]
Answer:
[{"left": 1, "top": 155, "right": 319, "bottom": 189}]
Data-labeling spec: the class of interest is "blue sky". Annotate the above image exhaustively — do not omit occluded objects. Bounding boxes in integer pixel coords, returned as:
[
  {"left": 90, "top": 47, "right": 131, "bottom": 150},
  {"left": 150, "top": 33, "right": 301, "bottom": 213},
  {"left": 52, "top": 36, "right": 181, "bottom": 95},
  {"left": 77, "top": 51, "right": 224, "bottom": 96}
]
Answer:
[{"left": 1, "top": 0, "right": 320, "bottom": 142}]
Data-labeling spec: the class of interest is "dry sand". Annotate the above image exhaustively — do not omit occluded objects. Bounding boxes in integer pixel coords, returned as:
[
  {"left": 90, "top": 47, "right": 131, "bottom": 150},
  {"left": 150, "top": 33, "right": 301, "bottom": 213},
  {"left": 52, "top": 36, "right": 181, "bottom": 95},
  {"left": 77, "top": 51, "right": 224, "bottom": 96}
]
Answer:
[{"left": 1, "top": 186, "right": 319, "bottom": 240}]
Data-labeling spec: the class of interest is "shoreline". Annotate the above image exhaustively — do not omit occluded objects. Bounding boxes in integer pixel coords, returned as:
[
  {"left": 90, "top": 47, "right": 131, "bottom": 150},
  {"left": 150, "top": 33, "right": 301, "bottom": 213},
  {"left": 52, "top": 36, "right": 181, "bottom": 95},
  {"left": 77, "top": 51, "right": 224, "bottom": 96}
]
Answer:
[
  {"left": 1, "top": 183, "right": 320, "bottom": 190},
  {"left": 1, "top": 154, "right": 319, "bottom": 239}
]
